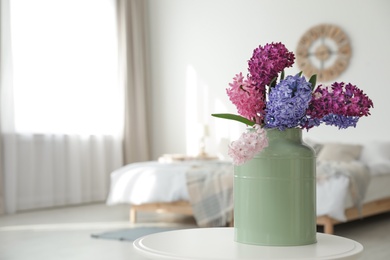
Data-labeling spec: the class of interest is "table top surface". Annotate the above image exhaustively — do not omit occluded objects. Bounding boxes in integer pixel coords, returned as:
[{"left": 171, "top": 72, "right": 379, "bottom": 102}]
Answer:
[{"left": 133, "top": 227, "right": 363, "bottom": 260}]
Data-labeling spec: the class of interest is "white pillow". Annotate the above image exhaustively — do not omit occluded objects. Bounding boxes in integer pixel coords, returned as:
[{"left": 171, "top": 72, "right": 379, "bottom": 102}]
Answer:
[
  {"left": 368, "top": 161, "right": 390, "bottom": 175},
  {"left": 360, "top": 141, "right": 390, "bottom": 164},
  {"left": 317, "top": 143, "right": 362, "bottom": 162}
]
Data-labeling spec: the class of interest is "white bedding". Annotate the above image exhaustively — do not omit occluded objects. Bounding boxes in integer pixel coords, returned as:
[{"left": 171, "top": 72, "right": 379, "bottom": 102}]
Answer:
[
  {"left": 346, "top": 173, "right": 390, "bottom": 208},
  {"left": 106, "top": 160, "right": 230, "bottom": 205},
  {"left": 317, "top": 173, "right": 390, "bottom": 221},
  {"left": 106, "top": 160, "right": 390, "bottom": 223},
  {"left": 316, "top": 161, "right": 371, "bottom": 221}
]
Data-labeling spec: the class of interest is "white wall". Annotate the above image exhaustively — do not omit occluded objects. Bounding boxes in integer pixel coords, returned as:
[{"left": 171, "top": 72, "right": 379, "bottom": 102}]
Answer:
[{"left": 147, "top": 0, "right": 390, "bottom": 159}]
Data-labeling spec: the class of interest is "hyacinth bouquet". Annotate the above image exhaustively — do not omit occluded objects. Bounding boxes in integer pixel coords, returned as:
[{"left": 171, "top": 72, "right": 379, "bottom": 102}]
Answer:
[{"left": 212, "top": 42, "right": 373, "bottom": 165}]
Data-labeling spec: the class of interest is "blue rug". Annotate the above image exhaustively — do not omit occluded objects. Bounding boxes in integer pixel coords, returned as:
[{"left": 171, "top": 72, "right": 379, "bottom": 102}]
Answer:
[{"left": 91, "top": 227, "right": 184, "bottom": 242}]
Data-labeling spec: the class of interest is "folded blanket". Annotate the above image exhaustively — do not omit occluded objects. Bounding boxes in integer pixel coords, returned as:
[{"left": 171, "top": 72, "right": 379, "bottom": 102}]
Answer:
[
  {"left": 316, "top": 161, "right": 370, "bottom": 221},
  {"left": 186, "top": 163, "right": 234, "bottom": 227}
]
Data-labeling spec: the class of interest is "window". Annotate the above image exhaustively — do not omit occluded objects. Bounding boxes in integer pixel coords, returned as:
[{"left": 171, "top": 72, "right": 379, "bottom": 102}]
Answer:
[{"left": 10, "top": 0, "right": 122, "bottom": 135}]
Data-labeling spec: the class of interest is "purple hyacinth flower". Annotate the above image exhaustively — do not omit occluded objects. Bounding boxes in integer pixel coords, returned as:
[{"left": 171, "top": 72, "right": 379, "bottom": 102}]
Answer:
[{"left": 265, "top": 74, "right": 312, "bottom": 130}]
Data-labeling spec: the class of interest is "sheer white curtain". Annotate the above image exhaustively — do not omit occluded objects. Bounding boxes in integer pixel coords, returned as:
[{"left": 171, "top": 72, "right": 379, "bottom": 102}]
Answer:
[
  {"left": 0, "top": 0, "right": 124, "bottom": 214},
  {"left": 0, "top": 0, "right": 13, "bottom": 215}
]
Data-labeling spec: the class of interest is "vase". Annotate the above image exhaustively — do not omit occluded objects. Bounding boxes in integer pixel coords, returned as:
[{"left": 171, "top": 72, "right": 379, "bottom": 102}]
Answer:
[{"left": 234, "top": 128, "right": 317, "bottom": 246}]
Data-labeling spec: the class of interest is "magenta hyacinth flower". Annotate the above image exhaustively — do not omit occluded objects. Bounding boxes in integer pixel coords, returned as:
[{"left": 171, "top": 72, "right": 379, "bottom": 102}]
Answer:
[
  {"left": 305, "top": 82, "right": 373, "bottom": 129},
  {"left": 248, "top": 42, "right": 295, "bottom": 88}
]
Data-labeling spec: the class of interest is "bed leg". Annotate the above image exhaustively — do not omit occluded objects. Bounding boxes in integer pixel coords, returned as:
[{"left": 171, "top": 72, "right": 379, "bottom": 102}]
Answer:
[
  {"left": 323, "top": 218, "right": 334, "bottom": 234},
  {"left": 229, "top": 216, "right": 234, "bottom": 227},
  {"left": 130, "top": 207, "right": 136, "bottom": 223}
]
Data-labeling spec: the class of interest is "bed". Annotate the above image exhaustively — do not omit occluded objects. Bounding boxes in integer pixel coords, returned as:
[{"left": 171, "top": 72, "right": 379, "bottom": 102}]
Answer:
[
  {"left": 106, "top": 159, "right": 234, "bottom": 227},
  {"left": 106, "top": 142, "right": 390, "bottom": 234}
]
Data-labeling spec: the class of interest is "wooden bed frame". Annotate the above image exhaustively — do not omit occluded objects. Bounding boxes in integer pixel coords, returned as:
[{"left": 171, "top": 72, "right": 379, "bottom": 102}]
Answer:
[
  {"left": 130, "top": 200, "right": 194, "bottom": 224},
  {"left": 317, "top": 197, "right": 390, "bottom": 234},
  {"left": 129, "top": 197, "right": 390, "bottom": 234}
]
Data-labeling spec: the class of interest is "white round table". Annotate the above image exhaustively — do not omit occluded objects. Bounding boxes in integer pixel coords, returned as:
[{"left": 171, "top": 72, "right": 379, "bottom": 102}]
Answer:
[{"left": 133, "top": 227, "right": 363, "bottom": 259}]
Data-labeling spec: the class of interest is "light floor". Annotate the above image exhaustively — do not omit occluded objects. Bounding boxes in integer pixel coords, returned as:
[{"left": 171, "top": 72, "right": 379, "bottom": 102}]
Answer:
[
  {"left": 0, "top": 203, "right": 197, "bottom": 260},
  {"left": 0, "top": 203, "right": 389, "bottom": 260}
]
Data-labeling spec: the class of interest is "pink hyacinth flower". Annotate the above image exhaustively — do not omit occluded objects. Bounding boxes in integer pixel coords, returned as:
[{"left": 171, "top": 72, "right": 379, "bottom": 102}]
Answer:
[
  {"left": 228, "top": 125, "right": 268, "bottom": 165},
  {"left": 226, "top": 73, "right": 265, "bottom": 124}
]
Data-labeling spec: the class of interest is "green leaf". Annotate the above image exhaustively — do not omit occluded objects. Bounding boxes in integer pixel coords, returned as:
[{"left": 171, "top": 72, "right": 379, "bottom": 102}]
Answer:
[
  {"left": 297, "top": 71, "right": 303, "bottom": 77},
  {"left": 211, "top": 113, "right": 255, "bottom": 126},
  {"left": 309, "top": 74, "right": 317, "bottom": 90},
  {"left": 269, "top": 76, "right": 277, "bottom": 89},
  {"left": 280, "top": 70, "right": 285, "bottom": 80}
]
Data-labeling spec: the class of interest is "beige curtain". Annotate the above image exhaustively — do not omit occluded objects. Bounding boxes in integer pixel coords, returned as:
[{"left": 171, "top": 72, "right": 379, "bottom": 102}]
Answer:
[{"left": 117, "top": 0, "right": 151, "bottom": 164}]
